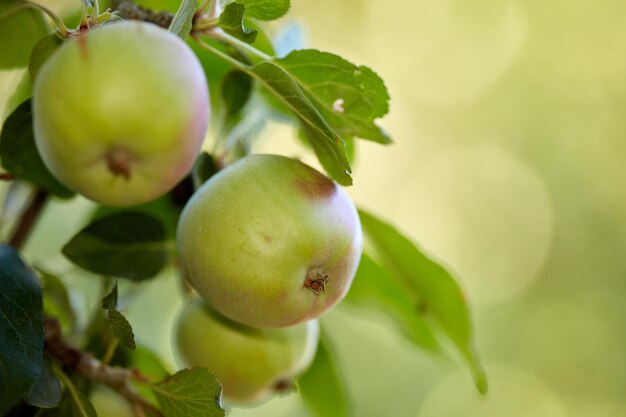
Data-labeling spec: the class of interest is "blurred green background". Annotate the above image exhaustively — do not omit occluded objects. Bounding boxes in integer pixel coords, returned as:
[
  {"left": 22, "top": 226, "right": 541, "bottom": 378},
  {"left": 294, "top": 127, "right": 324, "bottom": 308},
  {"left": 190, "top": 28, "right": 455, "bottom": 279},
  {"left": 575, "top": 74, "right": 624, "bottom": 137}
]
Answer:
[{"left": 1, "top": 0, "right": 625, "bottom": 416}]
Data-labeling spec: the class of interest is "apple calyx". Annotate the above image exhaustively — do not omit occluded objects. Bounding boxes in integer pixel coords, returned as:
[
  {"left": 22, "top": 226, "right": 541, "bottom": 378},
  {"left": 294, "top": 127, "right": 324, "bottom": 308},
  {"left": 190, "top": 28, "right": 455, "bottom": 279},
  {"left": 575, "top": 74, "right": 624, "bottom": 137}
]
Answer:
[
  {"left": 304, "top": 271, "right": 329, "bottom": 295},
  {"left": 106, "top": 147, "right": 136, "bottom": 180}
]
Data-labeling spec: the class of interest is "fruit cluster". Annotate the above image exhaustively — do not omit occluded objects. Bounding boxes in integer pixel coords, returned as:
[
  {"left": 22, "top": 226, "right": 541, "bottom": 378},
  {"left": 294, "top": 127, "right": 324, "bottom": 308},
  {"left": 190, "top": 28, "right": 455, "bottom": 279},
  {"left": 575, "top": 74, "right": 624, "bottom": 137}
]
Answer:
[{"left": 32, "top": 21, "right": 362, "bottom": 404}]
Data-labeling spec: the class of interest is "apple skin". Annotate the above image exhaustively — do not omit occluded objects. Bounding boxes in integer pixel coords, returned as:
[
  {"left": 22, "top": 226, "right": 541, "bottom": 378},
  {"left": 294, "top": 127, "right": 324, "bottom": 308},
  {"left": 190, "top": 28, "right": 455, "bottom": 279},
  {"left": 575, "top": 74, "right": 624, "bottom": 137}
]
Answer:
[
  {"left": 176, "top": 154, "right": 363, "bottom": 328},
  {"left": 173, "top": 298, "right": 319, "bottom": 404},
  {"left": 32, "top": 21, "right": 209, "bottom": 206}
]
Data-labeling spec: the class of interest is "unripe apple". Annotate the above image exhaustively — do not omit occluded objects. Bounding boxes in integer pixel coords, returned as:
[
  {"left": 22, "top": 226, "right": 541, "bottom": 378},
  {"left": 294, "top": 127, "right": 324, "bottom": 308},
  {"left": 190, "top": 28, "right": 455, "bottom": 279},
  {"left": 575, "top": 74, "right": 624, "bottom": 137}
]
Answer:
[
  {"left": 32, "top": 21, "right": 209, "bottom": 206},
  {"left": 173, "top": 298, "right": 319, "bottom": 403},
  {"left": 177, "top": 154, "right": 362, "bottom": 328}
]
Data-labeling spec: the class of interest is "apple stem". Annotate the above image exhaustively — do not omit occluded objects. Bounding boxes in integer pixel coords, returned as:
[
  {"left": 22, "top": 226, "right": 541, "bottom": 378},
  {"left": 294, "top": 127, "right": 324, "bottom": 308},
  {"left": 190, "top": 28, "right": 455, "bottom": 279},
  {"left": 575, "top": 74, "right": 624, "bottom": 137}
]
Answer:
[
  {"left": 193, "top": 34, "right": 251, "bottom": 72},
  {"left": 208, "top": 29, "right": 273, "bottom": 62}
]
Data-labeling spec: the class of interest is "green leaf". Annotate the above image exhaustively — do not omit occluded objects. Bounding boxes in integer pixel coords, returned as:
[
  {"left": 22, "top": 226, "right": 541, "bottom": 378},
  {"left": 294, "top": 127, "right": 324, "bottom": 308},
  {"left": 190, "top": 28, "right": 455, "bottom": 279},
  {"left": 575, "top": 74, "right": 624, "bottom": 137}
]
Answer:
[
  {"left": 62, "top": 212, "right": 170, "bottom": 281},
  {"left": 101, "top": 282, "right": 136, "bottom": 350},
  {"left": 29, "top": 34, "right": 63, "bottom": 83},
  {"left": 358, "top": 210, "right": 488, "bottom": 394},
  {"left": 23, "top": 359, "right": 61, "bottom": 408},
  {"left": 101, "top": 280, "right": 119, "bottom": 310},
  {"left": 129, "top": 346, "right": 170, "bottom": 380},
  {"left": 128, "top": 345, "right": 170, "bottom": 405},
  {"left": 218, "top": 3, "right": 258, "bottom": 44},
  {"left": 250, "top": 61, "right": 352, "bottom": 185},
  {"left": 221, "top": 70, "right": 253, "bottom": 122},
  {"left": 102, "top": 281, "right": 136, "bottom": 350},
  {"left": 238, "top": 0, "right": 290, "bottom": 20},
  {"left": 192, "top": 152, "right": 220, "bottom": 189},
  {"left": 151, "top": 368, "right": 225, "bottom": 417},
  {"left": 277, "top": 50, "right": 391, "bottom": 144},
  {"left": 0, "top": 100, "right": 75, "bottom": 198},
  {"left": 345, "top": 253, "right": 441, "bottom": 352},
  {"left": 299, "top": 332, "right": 353, "bottom": 417},
  {"left": 0, "top": 245, "right": 44, "bottom": 416},
  {"left": 38, "top": 267, "right": 78, "bottom": 334},
  {"left": 107, "top": 310, "right": 136, "bottom": 350},
  {"left": 168, "top": 0, "right": 196, "bottom": 39},
  {"left": 91, "top": 196, "right": 181, "bottom": 239},
  {"left": 54, "top": 369, "right": 97, "bottom": 417},
  {"left": 0, "top": 0, "right": 49, "bottom": 69}
]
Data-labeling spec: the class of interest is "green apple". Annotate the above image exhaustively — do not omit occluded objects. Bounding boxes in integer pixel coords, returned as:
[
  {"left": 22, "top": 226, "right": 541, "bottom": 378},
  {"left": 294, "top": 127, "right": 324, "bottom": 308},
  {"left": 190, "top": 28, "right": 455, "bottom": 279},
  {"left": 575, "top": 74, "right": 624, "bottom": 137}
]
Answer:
[
  {"left": 176, "top": 154, "right": 362, "bottom": 328},
  {"left": 173, "top": 298, "right": 319, "bottom": 403},
  {"left": 89, "top": 384, "right": 135, "bottom": 417},
  {"left": 32, "top": 21, "right": 209, "bottom": 206}
]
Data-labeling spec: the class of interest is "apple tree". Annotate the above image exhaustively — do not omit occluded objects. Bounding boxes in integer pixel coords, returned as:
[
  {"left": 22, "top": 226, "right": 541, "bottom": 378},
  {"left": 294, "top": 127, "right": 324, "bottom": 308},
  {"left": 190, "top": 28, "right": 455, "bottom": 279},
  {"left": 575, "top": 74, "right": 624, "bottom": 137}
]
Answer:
[{"left": 0, "top": 0, "right": 487, "bottom": 416}]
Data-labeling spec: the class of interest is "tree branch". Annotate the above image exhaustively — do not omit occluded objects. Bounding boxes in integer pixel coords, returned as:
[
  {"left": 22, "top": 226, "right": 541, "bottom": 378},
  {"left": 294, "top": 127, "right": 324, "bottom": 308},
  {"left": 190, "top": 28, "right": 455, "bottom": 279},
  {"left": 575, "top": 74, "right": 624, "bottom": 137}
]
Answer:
[
  {"left": 110, "top": 0, "right": 174, "bottom": 28},
  {"left": 8, "top": 189, "right": 48, "bottom": 251},
  {"left": 44, "top": 318, "right": 163, "bottom": 417}
]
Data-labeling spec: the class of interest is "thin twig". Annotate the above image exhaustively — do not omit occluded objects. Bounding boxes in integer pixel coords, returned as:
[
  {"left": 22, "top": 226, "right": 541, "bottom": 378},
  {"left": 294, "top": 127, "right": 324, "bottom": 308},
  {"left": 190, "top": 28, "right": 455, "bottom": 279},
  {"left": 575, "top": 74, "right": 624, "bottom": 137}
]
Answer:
[
  {"left": 8, "top": 189, "right": 48, "bottom": 251},
  {"left": 44, "top": 318, "right": 163, "bottom": 417},
  {"left": 206, "top": 29, "right": 273, "bottom": 62},
  {"left": 208, "top": 0, "right": 221, "bottom": 19},
  {"left": 18, "top": 0, "right": 71, "bottom": 37},
  {"left": 0, "top": 172, "right": 14, "bottom": 181},
  {"left": 192, "top": 34, "right": 251, "bottom": 71}
]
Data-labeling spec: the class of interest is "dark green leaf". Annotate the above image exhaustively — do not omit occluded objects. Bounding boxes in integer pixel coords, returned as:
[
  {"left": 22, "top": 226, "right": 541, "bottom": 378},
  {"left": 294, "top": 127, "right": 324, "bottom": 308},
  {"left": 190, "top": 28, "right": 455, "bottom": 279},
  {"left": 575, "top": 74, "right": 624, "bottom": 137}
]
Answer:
[
  {"left": 23, "top": 359, "right": 61, "bottom": 408},
  {"left": 101, "top": 281, "right": 136, "bottom": 350},
  {"left": 168, "top": 0, "right": 196, "bottom": 39},
  {"left": 250, "top": 61, "right": 352, "bottom": 185},
  {"left": 62, "top": 212, "right": 170, "bottom": 281},
  {"left": 358, "top": 210, "right": 488, "bottom": 394},
  {"left": 218, "top": 3, "right": 258, "bottom": 44},
  {"left": 278, "top": 50, "right": 391, "bottom": 144},
  {"left": 107, "top": 310, "right": 136, "bottom": 350},
  {"left": 151, "top": 368, "right": 225, "bottom": 417},
  {"left": 0, "top": 100, "right": 75, "bottom": 198},
  {"left": 192, "top": 152, "right": 220, "bottom": 189},
  {"left": 238, "top": 0, "right": 289, "bottom": 20},
  {"left": 221, "top": 70, "right": 253, "bottom": 121},
  {"left": 299, "top": 332, "right": 352, "bottom": 417},
  {"left": 92, "top": 196, "right": 181, "bottom": 239},
  {"left": 54, "top": 369, "right": 97, "bottom": 417},
  {"left": 38, "top": 267, "right": 77, "bottom": 334},
  {"left": 29, "top": 34, "right": 63, "bottom": 83},
  {"left": 345, "top": 253, "right": 440, "bottom": 352},
  {"left": 101, "top": 280, "right": 119, "bottom": 311},
  {"left": 0, "top": 0, "right": 49, "bottom": 69},
  {"left": 0, "top": 245, "right": 44, "bottom": 416}
]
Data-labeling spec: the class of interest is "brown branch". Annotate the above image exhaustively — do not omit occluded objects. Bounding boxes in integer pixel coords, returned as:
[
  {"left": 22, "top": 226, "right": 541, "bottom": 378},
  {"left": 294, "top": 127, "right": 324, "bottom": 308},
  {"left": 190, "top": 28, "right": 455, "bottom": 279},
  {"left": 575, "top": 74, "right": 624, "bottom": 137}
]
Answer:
[
  {"left": 0, "top": 172, "right": 14, "bottom": 181},
  {"left": 44, "top": 318, "right": 163, "bottom": 417},
  {"left": 110, "top": 0, "right": 174, "bottom": 29},
  {"left": 8, "top": 189, "right": 48, "bottom": 251}
]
